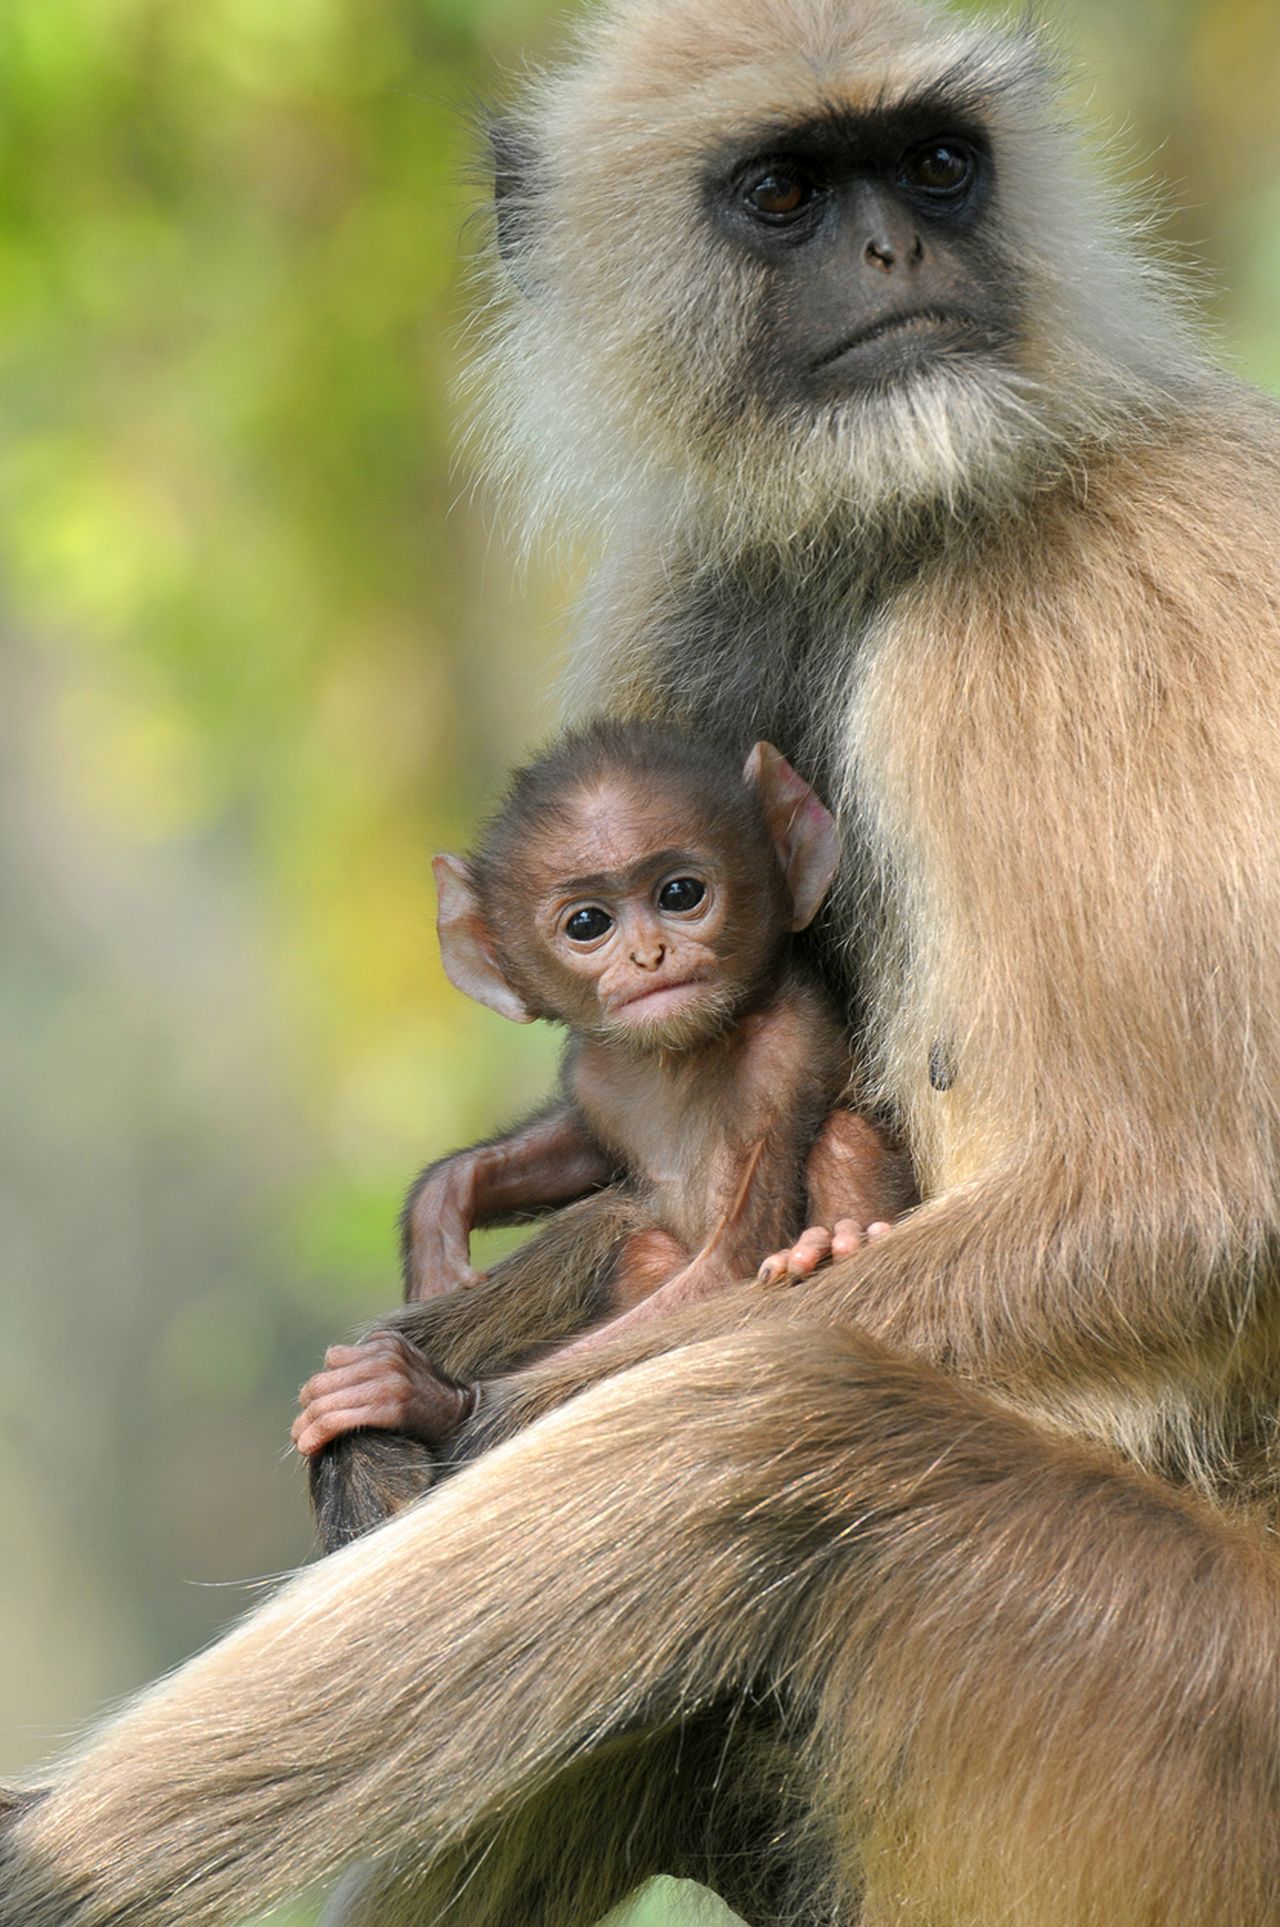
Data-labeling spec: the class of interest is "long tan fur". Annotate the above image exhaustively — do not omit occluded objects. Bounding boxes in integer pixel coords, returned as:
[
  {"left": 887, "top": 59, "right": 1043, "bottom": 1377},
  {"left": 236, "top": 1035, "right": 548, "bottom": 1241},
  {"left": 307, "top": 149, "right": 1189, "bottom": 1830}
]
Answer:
[
  {"left": 6, "top": 1330, "right": 1280, "bottom": 1925},
  {"left": 5, "top": 0, "right": 1280, "bottom": 1922}
]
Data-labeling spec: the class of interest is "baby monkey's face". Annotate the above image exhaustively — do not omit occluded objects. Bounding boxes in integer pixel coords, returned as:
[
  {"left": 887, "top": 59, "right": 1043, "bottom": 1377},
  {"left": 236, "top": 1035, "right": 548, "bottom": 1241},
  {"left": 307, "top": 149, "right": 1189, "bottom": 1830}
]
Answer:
[
  {"left": 525, "top": 780, "right": 778, "bottom": 1048},
  {"left": 435, "top": 741, "right": 837, "bottom": 1043}
]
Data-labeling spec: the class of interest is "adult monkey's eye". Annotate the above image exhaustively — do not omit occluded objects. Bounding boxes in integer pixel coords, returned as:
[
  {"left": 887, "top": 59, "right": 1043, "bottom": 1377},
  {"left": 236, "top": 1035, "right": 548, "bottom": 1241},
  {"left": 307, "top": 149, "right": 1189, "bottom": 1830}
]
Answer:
[
  {"left": 657, "top": 877, "right": 706, "bottom": 913},
  {"left": 901, "top": 141, "right": 974, "bottom": 196},
  {"left": 565, "top": 906, "right": 613, "bottom": 943},
  {"left": 743, "top": 167, "right": 820, "bottom": 222}
]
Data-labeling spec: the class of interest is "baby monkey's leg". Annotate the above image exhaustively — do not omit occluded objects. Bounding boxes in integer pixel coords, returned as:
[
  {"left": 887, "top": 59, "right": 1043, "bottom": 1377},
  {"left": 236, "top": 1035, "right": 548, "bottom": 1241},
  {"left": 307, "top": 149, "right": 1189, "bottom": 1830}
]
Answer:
[
  {"left": 759, "top": 1111, "right": 917, "bottom": 1285},
  {"left": 605, "top": 1227, "right": 689, "bottom": 1313},
  {"left": 805, "top": 1110, "right": 917, "bottom": 1228}
]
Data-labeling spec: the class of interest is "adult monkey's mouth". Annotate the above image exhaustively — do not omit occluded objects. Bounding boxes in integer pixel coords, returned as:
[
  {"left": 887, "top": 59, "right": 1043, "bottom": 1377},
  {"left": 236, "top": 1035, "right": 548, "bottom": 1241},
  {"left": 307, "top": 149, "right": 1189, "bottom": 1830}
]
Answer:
[{"left": 813, "top": 306, "right": 989, "bottom": 371}]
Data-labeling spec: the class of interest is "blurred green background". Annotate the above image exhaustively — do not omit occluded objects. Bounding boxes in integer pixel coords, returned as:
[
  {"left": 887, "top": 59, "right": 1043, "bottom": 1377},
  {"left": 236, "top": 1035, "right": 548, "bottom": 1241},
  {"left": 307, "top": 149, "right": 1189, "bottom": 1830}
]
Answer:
[{"left": 0, "top": 1, "right": 1277, "bottom": 1922}]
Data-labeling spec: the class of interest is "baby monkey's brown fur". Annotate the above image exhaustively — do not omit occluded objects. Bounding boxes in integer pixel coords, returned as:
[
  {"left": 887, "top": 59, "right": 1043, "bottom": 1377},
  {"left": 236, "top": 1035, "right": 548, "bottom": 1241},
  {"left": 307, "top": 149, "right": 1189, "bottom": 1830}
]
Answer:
[{"left": 301, "top": 721, "right": 912, "bottom": 1549}]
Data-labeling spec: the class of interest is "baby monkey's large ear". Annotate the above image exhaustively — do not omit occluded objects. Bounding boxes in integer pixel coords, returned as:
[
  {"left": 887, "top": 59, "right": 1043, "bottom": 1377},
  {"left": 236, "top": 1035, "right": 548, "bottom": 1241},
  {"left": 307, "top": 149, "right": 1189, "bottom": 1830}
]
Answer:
[
  {"left": 744, "top": 743, "right": 841, "bottom": 931},
  {"left": 433, "top": 855, "right": 535, "bottom": 1024}
]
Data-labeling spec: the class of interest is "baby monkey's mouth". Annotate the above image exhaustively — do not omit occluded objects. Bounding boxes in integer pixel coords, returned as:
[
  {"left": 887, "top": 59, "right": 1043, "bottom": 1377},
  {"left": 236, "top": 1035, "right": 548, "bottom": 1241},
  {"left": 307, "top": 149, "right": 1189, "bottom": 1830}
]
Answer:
[{"left": 610, "top": 975, "right": 711, "bottom": 1019}]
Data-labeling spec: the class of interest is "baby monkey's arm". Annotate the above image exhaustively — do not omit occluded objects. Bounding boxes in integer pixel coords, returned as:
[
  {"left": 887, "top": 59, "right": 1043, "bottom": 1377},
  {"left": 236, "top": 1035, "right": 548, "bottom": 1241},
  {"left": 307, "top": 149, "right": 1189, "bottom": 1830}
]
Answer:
[
  {"left": 300, "top": 1186, "right": 644, "bottom": 1548},
  {"left": 401, "top": 1102, "right": 614, "bottom": 1301}
]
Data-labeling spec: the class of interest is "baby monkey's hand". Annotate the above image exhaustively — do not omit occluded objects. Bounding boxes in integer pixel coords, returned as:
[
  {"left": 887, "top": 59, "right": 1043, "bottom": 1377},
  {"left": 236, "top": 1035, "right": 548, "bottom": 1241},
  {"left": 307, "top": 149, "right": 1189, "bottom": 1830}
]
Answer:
[
  {"left": 756, "top": 1218, "right": 892, "bottom": 1286},
  {"left": 292, "top": 1335, "right": 473, "bottom": 1457}
]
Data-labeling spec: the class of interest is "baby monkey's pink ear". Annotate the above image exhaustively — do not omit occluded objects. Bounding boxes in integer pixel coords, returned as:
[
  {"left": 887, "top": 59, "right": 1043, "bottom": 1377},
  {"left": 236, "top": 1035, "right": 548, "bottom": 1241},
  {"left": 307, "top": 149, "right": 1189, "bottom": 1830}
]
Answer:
[
  {"left": 743, "top": 743, "right": 841, "bottom": 931},
  {"left": 433, "top": 855, "right": 535, "bottom": 1024}
]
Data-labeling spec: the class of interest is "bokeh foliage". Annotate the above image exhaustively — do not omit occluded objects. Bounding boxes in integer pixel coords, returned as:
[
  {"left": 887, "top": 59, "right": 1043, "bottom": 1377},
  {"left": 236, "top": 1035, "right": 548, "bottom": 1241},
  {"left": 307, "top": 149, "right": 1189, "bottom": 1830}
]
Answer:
[{"left": 0, "top": 2, "right": 1276, "bottom": 1923}]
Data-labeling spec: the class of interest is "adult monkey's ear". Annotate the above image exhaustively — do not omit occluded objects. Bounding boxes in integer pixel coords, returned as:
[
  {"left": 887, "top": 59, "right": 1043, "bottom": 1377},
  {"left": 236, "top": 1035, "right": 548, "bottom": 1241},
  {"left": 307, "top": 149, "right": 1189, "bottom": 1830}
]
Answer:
[
  {"left": 744, "top": 743, "right": 841, "bottom": 931},
  {"left": 433, "top": 855, "right": 535, "bottom": 1023},
  {"left": 489, "top": 116, "right": 541, "bottom": 292}
]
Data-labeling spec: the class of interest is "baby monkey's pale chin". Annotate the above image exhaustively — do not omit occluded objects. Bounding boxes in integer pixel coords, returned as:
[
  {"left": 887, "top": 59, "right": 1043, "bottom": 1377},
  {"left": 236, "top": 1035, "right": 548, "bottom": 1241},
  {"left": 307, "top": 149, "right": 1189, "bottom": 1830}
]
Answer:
[{"left": 603, "top": 977, "right": 734, "bottom": 1050}]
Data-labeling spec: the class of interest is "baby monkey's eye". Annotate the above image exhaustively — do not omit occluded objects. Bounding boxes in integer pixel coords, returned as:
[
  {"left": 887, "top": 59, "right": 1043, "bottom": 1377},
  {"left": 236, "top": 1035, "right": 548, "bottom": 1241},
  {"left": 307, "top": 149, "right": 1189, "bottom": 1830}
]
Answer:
[
  {"left": 565, "top": 906, "right": 613, "bottom": 943},
  {"left": 657, "top": 877, "right": 707, "bottom": 913}
]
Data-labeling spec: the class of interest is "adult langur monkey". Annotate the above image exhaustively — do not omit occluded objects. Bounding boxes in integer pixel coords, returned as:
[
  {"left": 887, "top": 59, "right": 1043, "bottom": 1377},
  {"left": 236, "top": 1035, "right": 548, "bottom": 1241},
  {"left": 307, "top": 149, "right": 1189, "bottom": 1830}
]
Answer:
[{"left": 5, "top": 0, "right": 1280, "bottom": 1922}]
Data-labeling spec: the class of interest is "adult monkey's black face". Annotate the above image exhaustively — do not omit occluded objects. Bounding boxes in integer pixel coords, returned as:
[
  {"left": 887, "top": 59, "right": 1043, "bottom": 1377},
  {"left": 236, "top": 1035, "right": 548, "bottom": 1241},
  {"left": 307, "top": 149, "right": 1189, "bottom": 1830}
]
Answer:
[{"left": 707, "top": 103, "right": 1016, "bottom": 407}]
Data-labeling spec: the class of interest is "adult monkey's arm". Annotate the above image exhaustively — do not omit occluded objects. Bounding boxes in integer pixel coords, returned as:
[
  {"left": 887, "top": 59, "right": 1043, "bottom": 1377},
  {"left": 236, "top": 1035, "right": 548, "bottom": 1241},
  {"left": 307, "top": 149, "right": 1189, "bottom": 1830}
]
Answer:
[
  {"left": 4, "top": 1325, "right": 1278, "bottom": 1927},
  {"left": 455, "top": 1144, "right": 1261, "bottom": 1474}
]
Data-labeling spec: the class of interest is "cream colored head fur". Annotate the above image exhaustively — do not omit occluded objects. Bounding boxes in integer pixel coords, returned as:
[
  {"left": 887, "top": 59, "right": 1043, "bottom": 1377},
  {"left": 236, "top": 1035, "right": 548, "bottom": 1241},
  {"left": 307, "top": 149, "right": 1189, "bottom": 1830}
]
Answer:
[{"left": 476, "top": 0, "right": 1202, "bottom": 553}]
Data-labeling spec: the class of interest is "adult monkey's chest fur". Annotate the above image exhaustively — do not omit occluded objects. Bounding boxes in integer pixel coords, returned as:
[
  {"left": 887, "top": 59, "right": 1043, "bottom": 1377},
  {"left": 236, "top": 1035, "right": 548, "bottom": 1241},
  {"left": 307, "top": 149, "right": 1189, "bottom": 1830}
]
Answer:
[
  {"left": 642, "top": 539, "right": 1005, "bottom": 1197},
  {"left": 645, "top": 548, "right": 917, "bottom": 1010},
  {"left": 648, "top": 547, "right": 880, "bottom": 921}
]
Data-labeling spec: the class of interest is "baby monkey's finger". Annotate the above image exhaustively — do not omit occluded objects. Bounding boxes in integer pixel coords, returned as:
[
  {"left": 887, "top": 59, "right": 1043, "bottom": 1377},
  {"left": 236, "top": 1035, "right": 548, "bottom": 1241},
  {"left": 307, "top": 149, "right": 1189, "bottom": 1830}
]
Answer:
[
  {"left": 787, "top": 1227, "right": 834, "bottom": 1276},
  {"left": 829, "top": 1219, "right": 870, "bottom": 1260},
  {"left": 758, "top": 1226, "right": 835, "bottom": 1286}
]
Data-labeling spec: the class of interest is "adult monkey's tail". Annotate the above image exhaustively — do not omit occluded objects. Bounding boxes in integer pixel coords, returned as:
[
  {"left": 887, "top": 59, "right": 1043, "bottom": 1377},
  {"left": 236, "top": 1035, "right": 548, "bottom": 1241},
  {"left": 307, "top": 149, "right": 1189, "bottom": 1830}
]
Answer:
[{"left": 2, "top": 1327, "right": 1279, "bottom": 1927}]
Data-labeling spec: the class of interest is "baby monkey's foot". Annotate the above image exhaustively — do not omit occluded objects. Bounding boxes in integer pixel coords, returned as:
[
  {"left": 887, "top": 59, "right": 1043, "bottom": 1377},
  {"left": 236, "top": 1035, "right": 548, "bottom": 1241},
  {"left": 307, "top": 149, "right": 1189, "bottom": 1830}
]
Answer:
[{"left": 756, "top": 1218, "right": 891, "bottom": 1286}]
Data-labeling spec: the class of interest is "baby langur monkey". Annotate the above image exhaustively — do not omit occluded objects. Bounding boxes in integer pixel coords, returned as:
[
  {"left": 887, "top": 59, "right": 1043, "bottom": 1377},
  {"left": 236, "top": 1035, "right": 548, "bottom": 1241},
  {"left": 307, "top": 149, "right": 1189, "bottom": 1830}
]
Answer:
[{"left": 294, "top": 723, "right": 912, "bottom": 1541}]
